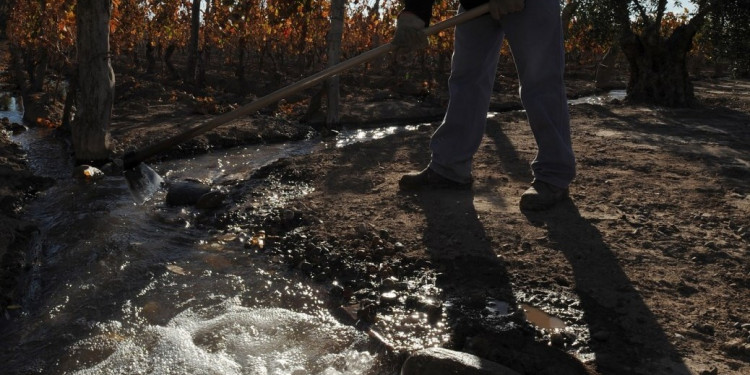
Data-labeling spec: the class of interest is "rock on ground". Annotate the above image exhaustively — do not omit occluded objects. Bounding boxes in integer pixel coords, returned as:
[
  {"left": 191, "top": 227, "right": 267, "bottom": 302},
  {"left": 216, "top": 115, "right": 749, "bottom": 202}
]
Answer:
[{"left": 401, "top": 347, "right": 520, "bottom": 375}]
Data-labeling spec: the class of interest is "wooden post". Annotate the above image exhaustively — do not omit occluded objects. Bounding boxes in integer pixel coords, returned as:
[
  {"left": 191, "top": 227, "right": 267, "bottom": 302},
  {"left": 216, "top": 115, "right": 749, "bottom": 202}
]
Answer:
[
  {"left": 326, "top": 0, "right": 346, "bottom": 126},
  {"left": 74, "top": 0, "right": 114, "bottom": 163}
]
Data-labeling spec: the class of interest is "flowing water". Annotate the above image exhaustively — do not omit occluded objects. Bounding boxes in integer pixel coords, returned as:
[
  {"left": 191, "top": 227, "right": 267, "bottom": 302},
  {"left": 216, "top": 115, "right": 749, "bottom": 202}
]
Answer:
[
  {"left": 4, "top": 115, "right": 420, "bottom": 374},
  {"left": 568, "top": 89, "right": 626, "bottom": 106},
  {"left": 0, "top": 87, "right": 616, "bottom": 373},
  {"left": 0, "top": 90, "right": 23, "bottom": 124}
]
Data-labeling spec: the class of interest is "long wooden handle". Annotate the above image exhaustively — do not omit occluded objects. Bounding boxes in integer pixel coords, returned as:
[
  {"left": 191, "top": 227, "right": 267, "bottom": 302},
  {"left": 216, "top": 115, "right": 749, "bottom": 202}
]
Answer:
[{"left": 123, "top": 4, "right": 489, "bottom": 168}]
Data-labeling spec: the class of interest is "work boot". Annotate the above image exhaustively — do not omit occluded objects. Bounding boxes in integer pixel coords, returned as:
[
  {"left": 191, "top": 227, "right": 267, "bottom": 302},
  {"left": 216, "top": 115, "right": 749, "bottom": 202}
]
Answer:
[
  {"left": 519, "top": 180, "right": 569, "bottom": 211},
  {"left": 399, "top": 168, "right": 472, "bottom": 191}
]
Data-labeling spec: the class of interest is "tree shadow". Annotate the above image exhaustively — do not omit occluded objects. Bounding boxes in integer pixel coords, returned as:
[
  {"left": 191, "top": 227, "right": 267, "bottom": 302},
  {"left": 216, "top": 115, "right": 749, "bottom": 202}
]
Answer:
[
  {"left": 523, "top": 200, "right": 692, "bottom": 375},
  {"left": 578, "top": 103, "right": 750, "bottom": 188}
]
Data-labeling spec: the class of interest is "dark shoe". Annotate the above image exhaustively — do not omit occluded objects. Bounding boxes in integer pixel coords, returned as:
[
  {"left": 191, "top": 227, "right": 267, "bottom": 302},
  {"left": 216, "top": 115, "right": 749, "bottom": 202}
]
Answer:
[
  {"left": 399, "top": 168, "right": 472, "bottom": 191},
  {"left": 519, "top": 180, "right": 569, "bottom": 211}
]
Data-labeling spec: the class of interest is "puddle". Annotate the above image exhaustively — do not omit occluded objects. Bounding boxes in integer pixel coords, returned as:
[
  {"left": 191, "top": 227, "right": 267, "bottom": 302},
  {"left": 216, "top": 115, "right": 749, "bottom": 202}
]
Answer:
[
  {"left": 485, "top": 299, "right": 511, "bottom": 316},
  {"left": 520, "top": 304, "right": 566, "bottom": 330}
]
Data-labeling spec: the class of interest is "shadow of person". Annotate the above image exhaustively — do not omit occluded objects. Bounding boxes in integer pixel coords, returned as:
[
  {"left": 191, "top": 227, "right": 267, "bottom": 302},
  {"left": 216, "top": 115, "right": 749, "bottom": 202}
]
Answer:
[
  {"left": 523, "top": 199, "right": 692, "bottom": 375},
  {"left": 412, "top": 189, "right": 593, "bottom": 375},
  {"left": 414, "top": 188, "right": 512, "bottom": 300}
]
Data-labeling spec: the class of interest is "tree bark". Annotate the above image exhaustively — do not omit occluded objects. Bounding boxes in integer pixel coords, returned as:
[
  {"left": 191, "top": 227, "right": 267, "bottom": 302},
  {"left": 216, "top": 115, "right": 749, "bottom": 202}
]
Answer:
[
  {"left": 561, "top": 0, "right": 577, "bottom": 39},
  {"left": 298, "top": 0, "right": 314, "bottom": 70},
  {"left": 611, "top": 0, "right": 712, "bottom": 107},
  {"left": 74, "top": 0, "right": 114, "bottom": 162},
  {"left": 619, "top": 11, "right": 707, "bottom": 107},
  {"left": 326, "top": 0, "right": 345, "bottom": 126},
  {"left": 31, "top": 50, "right": 48, "bottom": 92},
  {"left": 8, "top": 46, "right": 28, "bottom": 93},
  {"left": 61, "top": 69, "right": 77, "bottom": 132},
  {"left": 145, "top": 41, "right": 156, "bottom": 74},
  {"left": 164, "top": 43, "right": 179, "bottom": 79},
  {"left": 0, "top": 0, "right": 10, "bottom": 39},
  {"left": 197, "top": 0, "right": 212, "bottom": 89},
  {"left": 595, "top": 45, "right": 620, "bottom": 90},
  {"left": 186, "top": 0, "right": 201, "bottom": 84},
  {"left": 235, "top": 45, "right": 245, "bottom": 82},
  {"left": 620, "top": 34, "right": 692, "bottom": 106}
]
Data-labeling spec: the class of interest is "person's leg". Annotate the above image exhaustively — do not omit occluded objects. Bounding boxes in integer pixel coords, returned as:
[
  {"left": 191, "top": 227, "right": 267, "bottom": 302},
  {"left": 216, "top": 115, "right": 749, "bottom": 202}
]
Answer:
[
  {"left": 427, "top": 9, "right": 505, "bottom": 184},
  {"left": 502, "top": 0, "right": 576, "bottom": 189}
]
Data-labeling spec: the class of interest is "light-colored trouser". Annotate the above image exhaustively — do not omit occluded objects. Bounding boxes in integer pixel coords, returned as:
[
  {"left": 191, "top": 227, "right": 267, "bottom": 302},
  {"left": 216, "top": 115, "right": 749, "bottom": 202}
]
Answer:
[{"left": 428, "top": 0, "right": 576, "bottom": 188}]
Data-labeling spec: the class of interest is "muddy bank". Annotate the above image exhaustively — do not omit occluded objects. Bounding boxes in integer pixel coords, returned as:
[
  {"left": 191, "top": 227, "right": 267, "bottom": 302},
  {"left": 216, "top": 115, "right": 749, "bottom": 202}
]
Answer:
[
  {"left": 0, "top": 46, "right": 54, "bottom": 314},
  {"left": 0, "top": 128, "right": 53, "bottom": 314}
]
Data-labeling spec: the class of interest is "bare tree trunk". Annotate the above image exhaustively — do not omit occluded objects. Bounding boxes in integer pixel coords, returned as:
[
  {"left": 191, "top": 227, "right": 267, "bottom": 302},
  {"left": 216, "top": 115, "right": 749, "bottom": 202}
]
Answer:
[
  {"left": 197, "top": 0, "right": 212, "bottom": 89},
  {"left": 620, "top": 17, "right": 704, "bottom": 107},
  {"left": 595, "top": 45, "right": 620, "bottom": 90},
  {"left": 0, "top": 0, "right": 11, "bottom": 39},
  {"left": 186, "top": 0, "right": 201, "bottom": 84},
  {"left": 145, "top": 41, "right": 156, "bottom": 75},
  {"left": 61, "top": 83, "right": 76, "bottom": 132},
  {"left": 21, "top": 49, "right": 47, "bottom": 93},
  {"left": 561, "top": 0, "right": 577, "bottom": 40},
  {"left": 297, "top": 0, "right": 314, "bottom": 72},
  {"left": 615, "top": 1, "right": 711, "bottom": 107},
  {"left": 197, "top": 52, "right": 206, "bottom": 89},
  {"left": 28, "top": 0, "right": 48, "bottom": 92},
  {"left": 303, "top": 82, "right": 326, "bottom": 124},
  {"left": 326, "top": 0, "right": 345, "bottom": 126},
  {"left": 8, "top": 46, "right": 28, "bottom": 93},
  {"left": 61, "top": 69, "right": 77, "bottom": 132},
  {"left": 368, "top": 0, "right": 384, "bottom": 73},
  {"left": 164, "top": 43, "right": 179, "bottom": 79},
  {"left": 74, "top": 0, "right": 114, "bottom": 163},
  {"left": 236, "top": 45, "right": 245, "bottom": 83},
  {"left": 31, "top": 50, "right": 48, "bottom": 92}
]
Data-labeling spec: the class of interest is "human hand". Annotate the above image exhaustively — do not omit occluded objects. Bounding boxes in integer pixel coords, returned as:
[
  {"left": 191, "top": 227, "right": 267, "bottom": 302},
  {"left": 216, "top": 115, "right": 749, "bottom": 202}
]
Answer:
[
  {"left": 489, "top": 0, "right": 526, "bottom": 20},
  {"left": 392, "top": 11, "right": 428, "bottom": 51}
]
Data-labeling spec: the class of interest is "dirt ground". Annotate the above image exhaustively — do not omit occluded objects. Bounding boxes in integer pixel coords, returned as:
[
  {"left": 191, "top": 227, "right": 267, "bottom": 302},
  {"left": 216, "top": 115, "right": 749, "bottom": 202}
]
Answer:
[
  {"left": 215, "top": 79, "right": 749, "bottom": 375},
  {"left": 2, "top": 42, "right": 749, "bottom": 374}
]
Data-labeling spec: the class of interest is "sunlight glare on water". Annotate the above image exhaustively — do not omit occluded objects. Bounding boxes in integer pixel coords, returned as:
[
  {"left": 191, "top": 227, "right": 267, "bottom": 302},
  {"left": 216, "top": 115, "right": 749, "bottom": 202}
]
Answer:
[
  {"left": 5, "top": 122, "right": 399, "bottom": 374},
  {"left": 72, "top": 304, "right": 375, "bottom": 375},
  {"left": 157, "top": 125, "right": 422, "bottom": 183},
  {"left": 6, "top": 115, "right": 449, "bottom": 374},
  {"left": 335, "top": 126, "right": 420, "bottom": 148},
  {"left": 568, "top": 90, "right": 626, "bottom": 106}
]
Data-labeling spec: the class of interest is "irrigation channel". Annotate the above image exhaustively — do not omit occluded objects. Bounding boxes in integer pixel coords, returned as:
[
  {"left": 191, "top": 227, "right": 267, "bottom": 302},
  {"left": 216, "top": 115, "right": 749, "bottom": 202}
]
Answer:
[{"left": 1, "top": 89, "right": 624, "bottom": 374}]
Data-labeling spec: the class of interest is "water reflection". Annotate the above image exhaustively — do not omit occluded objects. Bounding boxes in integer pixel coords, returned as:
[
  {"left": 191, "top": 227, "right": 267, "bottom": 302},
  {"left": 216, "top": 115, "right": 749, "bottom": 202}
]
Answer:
[
  {"left": 3, "top": 126, "right": 403, "bottom": 375},
  {"left": 520, "top": 304, "right": 566, "bottom": 330},
  {"left": 335, "top": 125, "right": 421, "bottom": 148}
]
